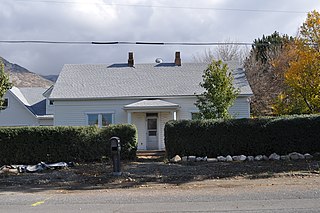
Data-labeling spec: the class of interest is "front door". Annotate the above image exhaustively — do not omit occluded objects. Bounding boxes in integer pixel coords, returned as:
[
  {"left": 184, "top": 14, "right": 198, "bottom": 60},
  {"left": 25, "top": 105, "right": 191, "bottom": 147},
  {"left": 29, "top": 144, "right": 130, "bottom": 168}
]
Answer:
[{"left": 146, "top": 115, "right": 158, "bottom": 150}]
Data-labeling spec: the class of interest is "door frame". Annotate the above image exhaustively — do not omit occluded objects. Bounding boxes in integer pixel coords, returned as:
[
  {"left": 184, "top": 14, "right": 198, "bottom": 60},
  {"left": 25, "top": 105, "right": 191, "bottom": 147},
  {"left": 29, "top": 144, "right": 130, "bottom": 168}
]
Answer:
[{"left": 145, "top": 113, "right": 160, "bottom": 150}]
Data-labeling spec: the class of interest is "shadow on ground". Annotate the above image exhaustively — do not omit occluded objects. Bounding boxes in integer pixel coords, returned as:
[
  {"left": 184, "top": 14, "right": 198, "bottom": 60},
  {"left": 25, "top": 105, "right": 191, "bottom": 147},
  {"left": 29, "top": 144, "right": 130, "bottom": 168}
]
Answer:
[{"left": 1, "top": 159, "right": 319, "bottom": 193}]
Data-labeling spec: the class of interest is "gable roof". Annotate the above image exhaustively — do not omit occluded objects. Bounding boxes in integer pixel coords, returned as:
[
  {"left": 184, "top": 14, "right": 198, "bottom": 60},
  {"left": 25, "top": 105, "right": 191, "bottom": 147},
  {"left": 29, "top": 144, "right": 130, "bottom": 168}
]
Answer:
[
  {"left": 9, "top": 87, "right": 48, "bottom": 116},
  {"left": 50, "top": 62, "right": 253, "bottom": 100},
  {"left": 124, "top": 99, "right": 180, "bottom": 110}
]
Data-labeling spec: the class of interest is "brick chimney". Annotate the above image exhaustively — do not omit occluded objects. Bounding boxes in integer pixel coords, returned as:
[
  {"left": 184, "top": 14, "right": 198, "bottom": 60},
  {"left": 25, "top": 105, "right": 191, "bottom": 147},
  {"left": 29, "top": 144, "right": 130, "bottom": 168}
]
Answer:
[
  {"left": 128, "top": 52, "right": 134, "bottom": 67},
  {"left": 174, "top": 51, "right": 181, "bottom": 66}
]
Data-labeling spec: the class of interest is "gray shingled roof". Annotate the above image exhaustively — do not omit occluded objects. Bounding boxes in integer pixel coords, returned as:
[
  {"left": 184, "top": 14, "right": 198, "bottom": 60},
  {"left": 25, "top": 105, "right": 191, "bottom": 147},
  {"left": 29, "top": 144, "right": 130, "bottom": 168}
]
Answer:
[
  {"left": 50, "top": 62, "right": 252, "bottom": 100},
  {"left": 11, "top": 87, "right": 48, "bottom": 116}
]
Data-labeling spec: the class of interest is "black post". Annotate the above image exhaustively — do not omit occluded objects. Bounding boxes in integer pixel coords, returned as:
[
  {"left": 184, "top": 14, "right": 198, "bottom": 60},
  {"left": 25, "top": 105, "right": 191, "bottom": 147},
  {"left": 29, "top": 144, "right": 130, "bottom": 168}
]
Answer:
[{"left": 110, "top": 136, "right": 121, "bottom": 176}]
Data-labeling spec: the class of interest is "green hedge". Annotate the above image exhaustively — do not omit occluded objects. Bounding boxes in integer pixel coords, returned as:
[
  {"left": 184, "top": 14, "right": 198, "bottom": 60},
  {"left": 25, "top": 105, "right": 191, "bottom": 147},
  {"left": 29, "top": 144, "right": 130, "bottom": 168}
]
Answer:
[
  {"left": 165, "top": 115, "right": 320, "bottom": 159},
  {"left": 0, "top": 124, "right": 137, "bottom": 164}
]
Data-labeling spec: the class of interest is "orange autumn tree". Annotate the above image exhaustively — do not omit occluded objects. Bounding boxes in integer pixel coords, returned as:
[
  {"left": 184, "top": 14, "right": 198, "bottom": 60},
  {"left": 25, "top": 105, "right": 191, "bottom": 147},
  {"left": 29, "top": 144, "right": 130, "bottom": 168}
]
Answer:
[{"left": 273, "top": 10, "right": 320, "bottom": 115}]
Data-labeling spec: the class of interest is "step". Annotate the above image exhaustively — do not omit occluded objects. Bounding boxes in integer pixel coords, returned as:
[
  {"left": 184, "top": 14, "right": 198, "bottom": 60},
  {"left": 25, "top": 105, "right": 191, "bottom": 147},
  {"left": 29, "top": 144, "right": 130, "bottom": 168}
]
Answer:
[{"left": 136, "top": 150, "right": 165, "bottom": 157}]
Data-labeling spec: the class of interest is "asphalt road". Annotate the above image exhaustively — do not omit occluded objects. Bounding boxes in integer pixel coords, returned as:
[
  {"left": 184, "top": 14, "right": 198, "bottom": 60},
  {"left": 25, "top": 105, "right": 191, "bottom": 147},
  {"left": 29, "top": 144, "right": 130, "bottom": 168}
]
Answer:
[{"left": 1, "top": 178, "right": 320, "bottom": 213}]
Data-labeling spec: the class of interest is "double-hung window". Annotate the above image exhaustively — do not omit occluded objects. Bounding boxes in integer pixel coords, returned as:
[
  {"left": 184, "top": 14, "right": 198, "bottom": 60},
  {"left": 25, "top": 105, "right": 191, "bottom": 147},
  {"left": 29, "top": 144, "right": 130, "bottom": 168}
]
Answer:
[{"left": 87, "top": 113, "right": 114, "bottom": 127}]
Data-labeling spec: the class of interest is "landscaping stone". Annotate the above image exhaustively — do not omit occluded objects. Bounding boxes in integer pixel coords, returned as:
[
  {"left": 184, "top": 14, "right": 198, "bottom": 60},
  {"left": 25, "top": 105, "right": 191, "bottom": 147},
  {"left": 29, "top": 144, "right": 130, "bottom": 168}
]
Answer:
[
  {"left": 254, "top": 155, "right": 263, "bottom": 161},
  {"left": 232, "top": 155, "right": 246, "bottom": 161},
  {"left": 280, "top": 155, "right": 290, "bottom": 161},
  {"left": 262, "top": 155, "right": 269, "bottom": 161},
  {"left": 196, "top": 157, "right": 203, "bottom": 162},
  {"left": 170, "top": 155, "right": 181, "bottom": 163},
  {"left": 207, "top": 158, "right": 218, "bottom": 162},
  {"left": 269, "top": 153, "right": 280, "bottom": 160},
  {"left": 226, "top": 155, "right": 233, "bottom": 162},
  {"left": 217, "top": 156, "right": 226, "bottom": 162},
  {"left": 289, "top": 152, "right": 305, "bottom": 160},
  {"left": 304, "top": 153, "right": 313, "bottom": 160},
  {"left": 203, "top": 156, "right": 208, "bottom": 161},
  {"left": 181, "top": 156, "right": 188, "bottom": 162},
  {"left": 188, "top": 156, "right": 196, "bottom": 162},
  {"left": 247, "top": 156, "right": 254, "bottom": 161}
]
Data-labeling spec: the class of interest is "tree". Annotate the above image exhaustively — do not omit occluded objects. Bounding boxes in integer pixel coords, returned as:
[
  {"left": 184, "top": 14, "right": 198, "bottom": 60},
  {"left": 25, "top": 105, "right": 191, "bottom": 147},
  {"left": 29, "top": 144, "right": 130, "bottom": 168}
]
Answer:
[
  {"left": 272, "top": 10, "right": 320, "bottom": 115},
  {"left": 0, "top": 60, "right": 12, "bottom": 108},
  {"left": 244, "top": 31, "right": 294, "bottom": 116},
  {"left": 195, "top": 60, "right": 239, "bottom": 119},
  {"left": 193, "top": 39, "right": 249, "bottom": 64}
]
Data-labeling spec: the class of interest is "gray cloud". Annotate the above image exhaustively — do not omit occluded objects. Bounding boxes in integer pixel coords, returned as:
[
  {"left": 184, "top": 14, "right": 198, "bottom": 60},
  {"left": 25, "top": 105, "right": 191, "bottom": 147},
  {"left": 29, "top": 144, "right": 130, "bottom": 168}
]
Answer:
[{"left": 0, "top": 0, "right": 319, "bottom": 75}]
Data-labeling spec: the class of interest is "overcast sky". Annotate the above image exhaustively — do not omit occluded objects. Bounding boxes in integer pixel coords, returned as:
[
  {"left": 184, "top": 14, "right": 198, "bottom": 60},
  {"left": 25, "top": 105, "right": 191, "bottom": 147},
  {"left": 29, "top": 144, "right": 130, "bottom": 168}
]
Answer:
[{"left": 0, "top": 0, "right": 319, "bottom": 75}]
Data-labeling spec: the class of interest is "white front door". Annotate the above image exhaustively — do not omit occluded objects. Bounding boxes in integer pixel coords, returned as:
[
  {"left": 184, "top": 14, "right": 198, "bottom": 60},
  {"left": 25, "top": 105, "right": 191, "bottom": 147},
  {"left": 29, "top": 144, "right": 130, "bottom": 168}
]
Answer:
[{"left": 146, "top": 115, "right": 158, "bottom": 150}]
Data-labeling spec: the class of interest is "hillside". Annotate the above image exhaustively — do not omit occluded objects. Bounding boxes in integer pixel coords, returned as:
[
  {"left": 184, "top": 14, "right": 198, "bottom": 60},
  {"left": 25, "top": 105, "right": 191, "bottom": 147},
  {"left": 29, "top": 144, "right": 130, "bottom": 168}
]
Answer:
[{"left": 1, "top": 56, "right": 54, "bottom": 88}]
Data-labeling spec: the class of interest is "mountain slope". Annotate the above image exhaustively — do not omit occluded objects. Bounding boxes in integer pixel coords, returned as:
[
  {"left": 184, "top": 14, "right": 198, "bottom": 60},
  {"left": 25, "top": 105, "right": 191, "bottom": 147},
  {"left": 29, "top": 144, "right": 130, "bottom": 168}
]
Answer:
[{"left": 1, "top": 56, "right": 54, "bottom": 88}]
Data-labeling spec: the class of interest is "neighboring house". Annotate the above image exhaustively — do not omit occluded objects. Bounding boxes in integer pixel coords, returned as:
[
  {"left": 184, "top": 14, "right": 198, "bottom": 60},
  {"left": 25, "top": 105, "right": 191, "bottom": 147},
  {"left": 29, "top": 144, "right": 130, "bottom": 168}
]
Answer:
[
  {"left": 0, "top": 87, "right": 54, "bottom": 126},
  {"left": 50, "top": 52, "right": 253, "bottom": 151}
]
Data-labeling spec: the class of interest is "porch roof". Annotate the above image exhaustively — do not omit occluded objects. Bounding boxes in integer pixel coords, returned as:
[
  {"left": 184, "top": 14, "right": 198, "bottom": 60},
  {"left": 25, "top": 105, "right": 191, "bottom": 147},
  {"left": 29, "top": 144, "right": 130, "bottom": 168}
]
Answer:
[{"left": 123, "top": 99, "right": 180, "bottom": 110}]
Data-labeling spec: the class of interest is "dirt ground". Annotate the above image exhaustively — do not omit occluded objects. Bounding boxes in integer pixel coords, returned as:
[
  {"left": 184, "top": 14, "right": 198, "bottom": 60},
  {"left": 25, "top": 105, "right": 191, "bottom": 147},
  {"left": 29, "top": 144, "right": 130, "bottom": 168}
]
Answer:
[{"left": 1, "top": 158, "right": 320, "bottom": 192}]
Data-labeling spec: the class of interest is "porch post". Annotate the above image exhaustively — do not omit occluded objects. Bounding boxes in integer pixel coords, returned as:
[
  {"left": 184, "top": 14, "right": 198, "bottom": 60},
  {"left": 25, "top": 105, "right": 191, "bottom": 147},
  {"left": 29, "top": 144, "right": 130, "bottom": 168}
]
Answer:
[
  {"left": 127, "top": 111, "right": 132, "bottom": 124},
  {"left": 173, "top": 111, "right": 177, "bottom": 121}
]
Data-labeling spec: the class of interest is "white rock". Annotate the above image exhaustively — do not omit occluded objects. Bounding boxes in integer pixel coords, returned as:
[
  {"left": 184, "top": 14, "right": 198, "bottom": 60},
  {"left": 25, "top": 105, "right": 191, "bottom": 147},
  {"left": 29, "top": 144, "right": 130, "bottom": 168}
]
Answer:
[
  {"left": 247, "top": 156, "right": 254, "bottom": 161},
  {"left": 170, "top": 155, "right": 181, "bottom": 163},
  {"left": 181, "top": 156, "right": 188, "bottom": 162},
  {"left": 232, "top": 156, "right": 240, "bottom": 161},
  {"left": 226, "top": 155, "right": 233, "bottom": 162},
  {"left": 269, "top": 153, "right": 280, "bottom": 161},
  {"left": 203, "top": 156, "right": 208, "bottom": 161},
  {"left": 233, "top": 155, "right": 246, "bottom": 161},
  {"left": 280, "top": 155, "right": 290, "bottom": 161},
  {"left": 262, "top": 155, "right": 269, "bottom": 161},
  {"left": 304, "top": 153, "right": 313, "bottom": 160},
  {"left": 188, "top": 156, "right": 196, "bottom": 162},
  {"left": 289, "top": 152, "right": 305, "bottom": 160},
  {"left": 239, "top": 155, "right": 247, "bottom": 161},
  {"left": 217, "top": 156, "right": 226, "bottom": 162},
  {"left": 196, "top": 157, "right": 203, "bottom": 162},
  {"left": 254, "top": 155, "right": 263, "bottom": 161},
  {"left": 207, "top": 158, "right": 218, "bottom": 162}
]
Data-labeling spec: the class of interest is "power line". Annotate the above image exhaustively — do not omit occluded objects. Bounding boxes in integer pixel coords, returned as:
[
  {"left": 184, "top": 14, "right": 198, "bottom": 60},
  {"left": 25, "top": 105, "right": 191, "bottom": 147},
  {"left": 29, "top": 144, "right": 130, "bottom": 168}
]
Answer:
[
  {"left": 0, "top": 40, "right": 255, "bottom": 46},
  {"left": 1, "top": 40, "right": 316, "bottom": 47},
  {"left": 11, "top": 0, "right": 308, "bottom": 14}
]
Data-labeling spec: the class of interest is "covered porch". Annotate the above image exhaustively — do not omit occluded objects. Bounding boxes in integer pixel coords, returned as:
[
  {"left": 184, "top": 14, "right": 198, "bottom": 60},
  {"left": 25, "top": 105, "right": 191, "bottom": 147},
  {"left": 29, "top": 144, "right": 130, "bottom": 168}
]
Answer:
[{"left": 124, "top": 99, "right": 179, "bottom": 150}]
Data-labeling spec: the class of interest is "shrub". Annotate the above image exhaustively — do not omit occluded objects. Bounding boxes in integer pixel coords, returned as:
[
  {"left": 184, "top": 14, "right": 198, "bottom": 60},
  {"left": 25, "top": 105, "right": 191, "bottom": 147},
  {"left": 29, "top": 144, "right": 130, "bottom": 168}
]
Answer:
[
  {"left": 0, "top": 124, "right": 137, "bottom": 164},
  {"left": 165, "top": 115, "right": 320, "bottom": 158}
]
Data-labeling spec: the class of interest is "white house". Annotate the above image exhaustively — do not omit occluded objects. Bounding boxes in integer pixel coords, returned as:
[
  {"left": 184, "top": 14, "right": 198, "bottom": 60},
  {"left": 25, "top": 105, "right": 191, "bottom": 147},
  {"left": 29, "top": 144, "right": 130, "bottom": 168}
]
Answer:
[
  {"left": 0, "top": 87, "right": 53, "bottom": 126},
  {"left": 49, "top": 52, "right": 253, "bottom": 151}
]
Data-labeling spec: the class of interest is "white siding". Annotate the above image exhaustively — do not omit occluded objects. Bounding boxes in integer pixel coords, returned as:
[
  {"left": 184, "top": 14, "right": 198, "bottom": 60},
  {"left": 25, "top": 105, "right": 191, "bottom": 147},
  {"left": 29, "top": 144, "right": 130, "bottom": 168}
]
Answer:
[
  {"left": 161, "top": 96, "right": 250, "bottom": 120},
  {"left": 38, "top": 118, "right": 54, "bottom": 126},
  {"left": 0, "top": 92, "right": 38, "bottom": 126},
  {"left": 229, "top": 97, "right": 251, "bottom": 118},
  {"left": 53, "top": 99, "right": 132, "bottom": 126},
  {"left": 46, "top": 99, "right": 54, "bottom": 115}
]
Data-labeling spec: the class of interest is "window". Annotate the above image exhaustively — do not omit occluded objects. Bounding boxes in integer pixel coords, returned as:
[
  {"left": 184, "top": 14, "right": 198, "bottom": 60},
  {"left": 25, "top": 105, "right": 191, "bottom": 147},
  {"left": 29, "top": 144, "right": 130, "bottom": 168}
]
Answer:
[
  {"left": 88, "top": 114, "right": 99, "bottom": 126},
  {"left": 101, "top": 113, "right": 113, "bottom": 126},
  {"left": 0, "top": 98, "right": 8, "bottom": 110},
  {"left": 87, "top": 113, "right": 114, "bottom": 127},
  {"left": 191, "top": 112, "right": 201, "bottom": 120}
]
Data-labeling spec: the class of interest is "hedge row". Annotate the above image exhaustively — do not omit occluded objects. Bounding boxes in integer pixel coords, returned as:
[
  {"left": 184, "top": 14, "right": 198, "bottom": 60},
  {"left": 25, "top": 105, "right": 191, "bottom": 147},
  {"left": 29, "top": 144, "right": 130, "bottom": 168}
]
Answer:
[
  {"left": 164, "top": 115, "right": 320, "bottom": 159},
  {"left": 0, "top": 124, "right": 137, "bottom": 164}
]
